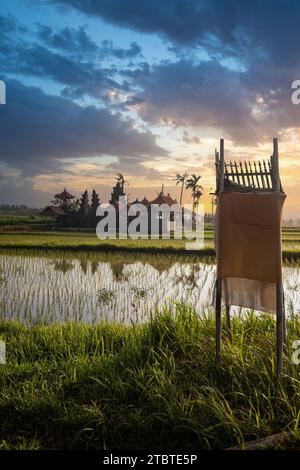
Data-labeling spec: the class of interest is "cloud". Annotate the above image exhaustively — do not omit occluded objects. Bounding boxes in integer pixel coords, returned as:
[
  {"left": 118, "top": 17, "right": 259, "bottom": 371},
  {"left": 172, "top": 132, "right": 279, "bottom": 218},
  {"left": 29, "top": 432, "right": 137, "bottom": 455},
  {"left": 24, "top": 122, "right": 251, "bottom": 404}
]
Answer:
[
  {"left": 1, "top": 16, "right": 140, "bottom": 100},
  {"left": 125, "top": 59, "right": 262, "bottom": 144},
  {"left": 182, "top": 131, "right": 201, "bottom": 145},
  {"left": 37, "top": 24, "right": 142, "bottom": 59},
  {"left": 0, "top": 174, "right": 52, "bottom": 207},
  {"left": 0, "top": 79, "right": 167, "bottom": 176},
  {"left": 0, "top": 13, "right": 27, "bottom": 35},
  {"left": 0, "top": 14, "right": 27, "bottom": 57},
  {"left": 2, "top": 40, "right": 122, "bottom": 99},
  {"left": 49, "top": 0, "right": 228, "bottom": 45},
  {"left": 47, "top": 1, "right": 300, "bottom": 125},
  {"left": 124, "top": 58, "right": 300, "bottom": 145},
  {"left": 37, "top": 24, "right": 98, "bottom": 55},
  {"left": 48, "top": 0, "right": 300, "bottom": 65},
  {"left": 106, "top": 156, "right": 164, "bottom": 179},
  {"left": 3, "top": 7, "right": 299, "bottom": 148},
  {"left": 100, "top": 40, "right": 141, "bottom": 59}
]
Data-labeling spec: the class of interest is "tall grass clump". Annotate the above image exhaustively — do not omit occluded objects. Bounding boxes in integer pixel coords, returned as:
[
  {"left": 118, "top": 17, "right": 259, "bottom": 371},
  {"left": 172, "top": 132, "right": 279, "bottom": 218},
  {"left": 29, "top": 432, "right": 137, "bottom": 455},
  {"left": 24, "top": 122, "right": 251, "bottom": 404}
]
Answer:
[{"left": 1, "top": 306, "right": 300, "bottom": 450}]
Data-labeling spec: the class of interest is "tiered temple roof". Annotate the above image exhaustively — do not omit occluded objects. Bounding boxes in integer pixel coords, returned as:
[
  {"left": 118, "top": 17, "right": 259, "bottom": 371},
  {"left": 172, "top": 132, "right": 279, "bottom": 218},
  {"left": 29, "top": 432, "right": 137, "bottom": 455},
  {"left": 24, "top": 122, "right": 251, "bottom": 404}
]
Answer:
[{"left": 54, "top": 188, "right": 75, "bottom": 200}]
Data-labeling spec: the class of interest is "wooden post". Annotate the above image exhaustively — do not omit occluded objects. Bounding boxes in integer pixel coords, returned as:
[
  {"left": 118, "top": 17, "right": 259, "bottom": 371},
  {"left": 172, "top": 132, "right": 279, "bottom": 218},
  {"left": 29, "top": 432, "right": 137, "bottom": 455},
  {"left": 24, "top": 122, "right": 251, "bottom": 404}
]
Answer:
[
  {"left": 273, "top": 138, "right": 284, "bottom": 377},
  {"left": 219, "top": 139, "right": 225, "bottom": 193},
  {"left": 276, "top": 282, "right": 283, "bottom": 378},
  {"left": 226, "top": 305, "right": 232, "bottom": 342},
  {"left": 215, "top": 149, "right": 219, "bottom": 193},
  {"left": 273, "top": 138, "right": 280, "bottom": 192},
  {"left": 216, "top": 278, "right": 222, "bottom": 361},
  {"left": 282, "top": 308, "right": 287, "bottom": 352},
  {"left": 282, "top": 289, "right": 287, "bottom": 352},
  {"left": 215, "top": 141, "right": 224, "bottom": 361}
]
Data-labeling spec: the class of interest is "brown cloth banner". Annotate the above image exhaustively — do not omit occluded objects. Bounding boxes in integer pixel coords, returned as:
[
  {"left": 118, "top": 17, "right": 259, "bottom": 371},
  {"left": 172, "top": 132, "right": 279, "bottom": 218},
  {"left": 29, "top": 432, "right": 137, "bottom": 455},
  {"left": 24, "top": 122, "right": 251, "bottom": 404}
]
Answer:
[{"left": 214, "top": 191, "right": 286, "bottom": 314}]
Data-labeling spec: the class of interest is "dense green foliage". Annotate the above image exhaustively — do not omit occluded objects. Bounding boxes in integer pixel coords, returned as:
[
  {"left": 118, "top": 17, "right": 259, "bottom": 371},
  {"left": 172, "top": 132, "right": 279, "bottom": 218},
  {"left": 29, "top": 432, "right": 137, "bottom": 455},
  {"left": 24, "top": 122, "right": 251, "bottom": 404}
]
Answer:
[{"left": 0, "top": 214, "right": 50, "bottom": 227}]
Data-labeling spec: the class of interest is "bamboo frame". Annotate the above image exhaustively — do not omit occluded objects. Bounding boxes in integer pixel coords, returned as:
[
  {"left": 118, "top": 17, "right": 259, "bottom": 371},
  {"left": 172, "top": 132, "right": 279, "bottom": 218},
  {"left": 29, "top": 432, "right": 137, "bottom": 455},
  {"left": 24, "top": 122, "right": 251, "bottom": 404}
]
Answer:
[
  {"left": 215, "top": 138, "right": 285, "bottom": 377},
  {"left": 214, "top": 139, "right": 282, "bottom": 192}
]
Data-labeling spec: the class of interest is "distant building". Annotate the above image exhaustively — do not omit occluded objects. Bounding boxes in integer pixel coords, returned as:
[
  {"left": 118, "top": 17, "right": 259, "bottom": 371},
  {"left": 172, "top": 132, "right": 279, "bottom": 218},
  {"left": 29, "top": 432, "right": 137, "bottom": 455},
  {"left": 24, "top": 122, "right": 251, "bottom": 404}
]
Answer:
[
  {"left": 54, "top": 189, "right": 75, "bottom": 209},
  {"left": 40, "top": 206, "right": 67, "bottom": 227},
  {"left": 41, "top": 183, "right": 181, "bottom": 235}
]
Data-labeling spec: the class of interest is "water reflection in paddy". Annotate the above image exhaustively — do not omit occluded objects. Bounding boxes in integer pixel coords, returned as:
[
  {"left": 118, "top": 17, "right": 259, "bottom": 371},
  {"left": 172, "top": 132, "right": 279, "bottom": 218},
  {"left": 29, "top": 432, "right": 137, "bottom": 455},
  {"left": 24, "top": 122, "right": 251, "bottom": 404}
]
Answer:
[{"left": 0, "top": 253, "right": 299, "bottom": 324}]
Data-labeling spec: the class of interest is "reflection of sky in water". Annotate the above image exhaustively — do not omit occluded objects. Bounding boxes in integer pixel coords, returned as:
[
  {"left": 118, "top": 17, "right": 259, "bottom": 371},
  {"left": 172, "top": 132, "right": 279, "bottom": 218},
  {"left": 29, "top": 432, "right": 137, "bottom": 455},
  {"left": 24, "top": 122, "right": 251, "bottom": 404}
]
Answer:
[{"left": 0, "top": 255, "right": 299, "bottom": 325}]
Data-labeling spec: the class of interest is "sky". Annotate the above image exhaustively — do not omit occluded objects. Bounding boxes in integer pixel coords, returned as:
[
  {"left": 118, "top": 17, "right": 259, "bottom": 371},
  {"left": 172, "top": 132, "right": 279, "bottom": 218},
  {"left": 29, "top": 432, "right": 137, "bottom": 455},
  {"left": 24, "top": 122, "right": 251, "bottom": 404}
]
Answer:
[{"left": 1, "top": 0, "right": 300, "bottom": 217}]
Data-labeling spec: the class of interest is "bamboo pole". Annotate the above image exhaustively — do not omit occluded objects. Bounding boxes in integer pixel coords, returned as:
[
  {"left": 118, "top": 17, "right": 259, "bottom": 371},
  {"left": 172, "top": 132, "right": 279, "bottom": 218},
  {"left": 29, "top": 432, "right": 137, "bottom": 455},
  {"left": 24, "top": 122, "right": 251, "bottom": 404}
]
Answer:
[
  {"left": 219, "top": 139, "right": 224, "bottom": 193},
  {"left": 239, "top": 161, "right": 246, "bottom": 186},
  {"left": 226, "top": 305, "right": 232, "bottom": 342},
  {"left": 273, "top": 138, "right": 280, "bottom": 191},
  {"left": 258, "top": 161, "right": 265, "bottom": 189},
  {"left": 276, "top": 282, "right": 283, "bottom": 378},
  {"left": 215, "top": 149, "right": 219, "bottom": 192},
  {"left": 282, "top": 290, "right": 287, "bottom": 351},
  {"left": 263, "top": 160, "right": 270, "bottom": 189},
  {"left": 216, "top": 278, "right": 222, "bottom": 362},
  {"left": 274, "top": 138, "right": 284, "bottom": 377},
  {"left": 254, "top": 161, "right": 260, "bottom": 188}
]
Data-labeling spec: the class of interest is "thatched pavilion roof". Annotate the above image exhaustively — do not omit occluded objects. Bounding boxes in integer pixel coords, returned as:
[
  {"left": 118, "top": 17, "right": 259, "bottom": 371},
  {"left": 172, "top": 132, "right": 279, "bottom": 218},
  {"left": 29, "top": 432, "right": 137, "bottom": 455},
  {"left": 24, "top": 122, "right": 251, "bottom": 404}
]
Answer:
[{"left": 40, "top": 206, "right": 66, "bottom": 217}]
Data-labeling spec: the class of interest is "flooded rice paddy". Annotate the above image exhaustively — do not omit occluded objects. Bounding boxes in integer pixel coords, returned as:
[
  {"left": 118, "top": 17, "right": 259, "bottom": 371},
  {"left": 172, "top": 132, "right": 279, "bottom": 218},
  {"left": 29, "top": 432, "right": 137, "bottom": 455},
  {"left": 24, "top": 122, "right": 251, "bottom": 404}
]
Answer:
[{"left": 0, "top": 252, "right": 299, "bottom": 324}]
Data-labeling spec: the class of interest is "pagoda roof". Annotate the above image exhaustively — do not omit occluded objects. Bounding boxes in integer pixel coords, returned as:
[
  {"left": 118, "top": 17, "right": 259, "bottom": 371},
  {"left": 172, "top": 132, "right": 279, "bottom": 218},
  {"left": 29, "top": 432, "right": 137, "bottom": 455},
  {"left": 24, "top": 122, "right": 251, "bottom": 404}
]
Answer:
[
  {"left": 54, "top": 188, "right": 75, "bottom": 199},
  {"left": 151, "top": 192, "right": 177, "bottom": 207},
  {"left": 141, "top": 196, "right": 150, "bottom": 204}
]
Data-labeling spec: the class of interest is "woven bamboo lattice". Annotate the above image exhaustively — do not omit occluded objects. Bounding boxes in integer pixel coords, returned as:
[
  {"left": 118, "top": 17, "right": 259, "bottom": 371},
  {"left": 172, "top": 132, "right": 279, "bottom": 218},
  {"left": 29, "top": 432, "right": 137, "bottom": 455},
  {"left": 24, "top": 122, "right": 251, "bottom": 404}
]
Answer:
[{"left": 215, "top": 139, "right": 282, "bottom": 193}]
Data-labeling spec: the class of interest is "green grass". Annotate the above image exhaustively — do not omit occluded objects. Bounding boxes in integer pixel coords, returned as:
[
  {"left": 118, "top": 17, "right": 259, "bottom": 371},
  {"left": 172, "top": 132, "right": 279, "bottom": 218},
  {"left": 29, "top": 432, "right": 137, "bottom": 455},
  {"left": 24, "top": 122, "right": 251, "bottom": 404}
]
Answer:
[
  {"left": 0, "top": 230, "right": 300, "bottom": 261},
  {"left": 0, "top": 214, "right": 50, "bottom": 227},
  {"left": 1, "top": 306, "right": 300, "bottom": 450},
  {"left": 0, "top": 231, "right": 216, "bottom": 257}
]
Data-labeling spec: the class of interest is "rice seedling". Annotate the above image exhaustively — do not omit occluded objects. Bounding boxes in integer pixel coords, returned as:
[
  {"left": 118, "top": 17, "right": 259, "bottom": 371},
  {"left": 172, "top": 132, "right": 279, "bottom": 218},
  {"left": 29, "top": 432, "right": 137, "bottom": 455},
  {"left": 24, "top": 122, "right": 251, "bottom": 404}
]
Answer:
[
  {"left": 97, "top": 289, "right": 116, "bottom": 306},
  {"left": 0, "top": 251, "right": 299, "bottom": 324}
]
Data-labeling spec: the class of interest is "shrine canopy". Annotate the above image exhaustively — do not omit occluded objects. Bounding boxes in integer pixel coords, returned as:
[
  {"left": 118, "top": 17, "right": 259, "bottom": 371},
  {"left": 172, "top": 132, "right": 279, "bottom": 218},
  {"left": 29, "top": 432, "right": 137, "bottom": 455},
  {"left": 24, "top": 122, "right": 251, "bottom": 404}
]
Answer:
[{"left": 54, "top": 188, "right": 75, "bottom": 201}]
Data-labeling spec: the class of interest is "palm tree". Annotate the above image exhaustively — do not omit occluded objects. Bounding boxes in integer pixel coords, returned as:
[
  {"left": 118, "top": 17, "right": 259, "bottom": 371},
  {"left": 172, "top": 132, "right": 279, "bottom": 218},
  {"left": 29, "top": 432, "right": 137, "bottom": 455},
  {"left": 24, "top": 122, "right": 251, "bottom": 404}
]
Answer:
[
  {"left": 115, "top": 173, "right": 128, "bottom": 192},
  {"left": 185, "top": 174, "right": 203, "bottom": 214},
  {"left": 173, "top": 172, "right": 189, "bottom": 205},
  {"left": 193, "top": 189, "right": 203, "bottom": 208}
]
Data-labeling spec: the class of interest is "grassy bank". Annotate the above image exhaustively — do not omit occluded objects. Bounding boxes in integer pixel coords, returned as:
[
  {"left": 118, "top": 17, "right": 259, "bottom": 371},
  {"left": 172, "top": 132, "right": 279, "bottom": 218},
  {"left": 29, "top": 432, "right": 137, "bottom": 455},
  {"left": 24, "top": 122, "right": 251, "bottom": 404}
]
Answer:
[
  {"left": 0, "top": 231, "right": 216, "bottom": 257},
  {"left": 1, "top": 307, "right": 300, "bottom": 450},
  {"left": 0, "top": 214, "right": 50, "bottom": 229},
  {"left": 0, "top": 231, "right": 300, "bottom": 261}
]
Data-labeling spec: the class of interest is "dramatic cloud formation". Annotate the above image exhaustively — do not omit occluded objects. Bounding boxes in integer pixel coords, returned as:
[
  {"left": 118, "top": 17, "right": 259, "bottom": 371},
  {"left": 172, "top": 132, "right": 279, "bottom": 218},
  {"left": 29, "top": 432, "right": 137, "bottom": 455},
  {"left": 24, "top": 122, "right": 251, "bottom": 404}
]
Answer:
[
  {"left": 125, "top": 58, "right": 300, "bottom": 145},
  {"left": 49, "top": 0, "right": 244, "bottom": 45},
  {"left": 1, "top": 1, "right": 300, "bottom": 213},
  {"left": 0, "top": 16, "right": 142, "bottom": 101},
  {"left": 45, "top": 1, "right": 300, "bottom": 144},
  {"left": 125, "top": 59, "right": 259, "bottom": 144},
  {"left": 0, "top": 80, "right": 167, "bottom": 175},
  {"left": 49, "top": 0, "right": 300, "bottom": 60},
  {"left": 0, "top": 22, "right": 123, "bottom": 99}
]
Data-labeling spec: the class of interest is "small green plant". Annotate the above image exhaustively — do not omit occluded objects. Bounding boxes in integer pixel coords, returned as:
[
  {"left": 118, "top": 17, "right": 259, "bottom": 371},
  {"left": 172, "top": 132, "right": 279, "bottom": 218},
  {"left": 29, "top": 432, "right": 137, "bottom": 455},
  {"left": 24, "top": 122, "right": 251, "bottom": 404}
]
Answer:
[
  {"left": 130, "top": 287, "right": 149, "bottom": 299},
  {"left": 97, "top": 288, "right": 116, "bottom": 305}
]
